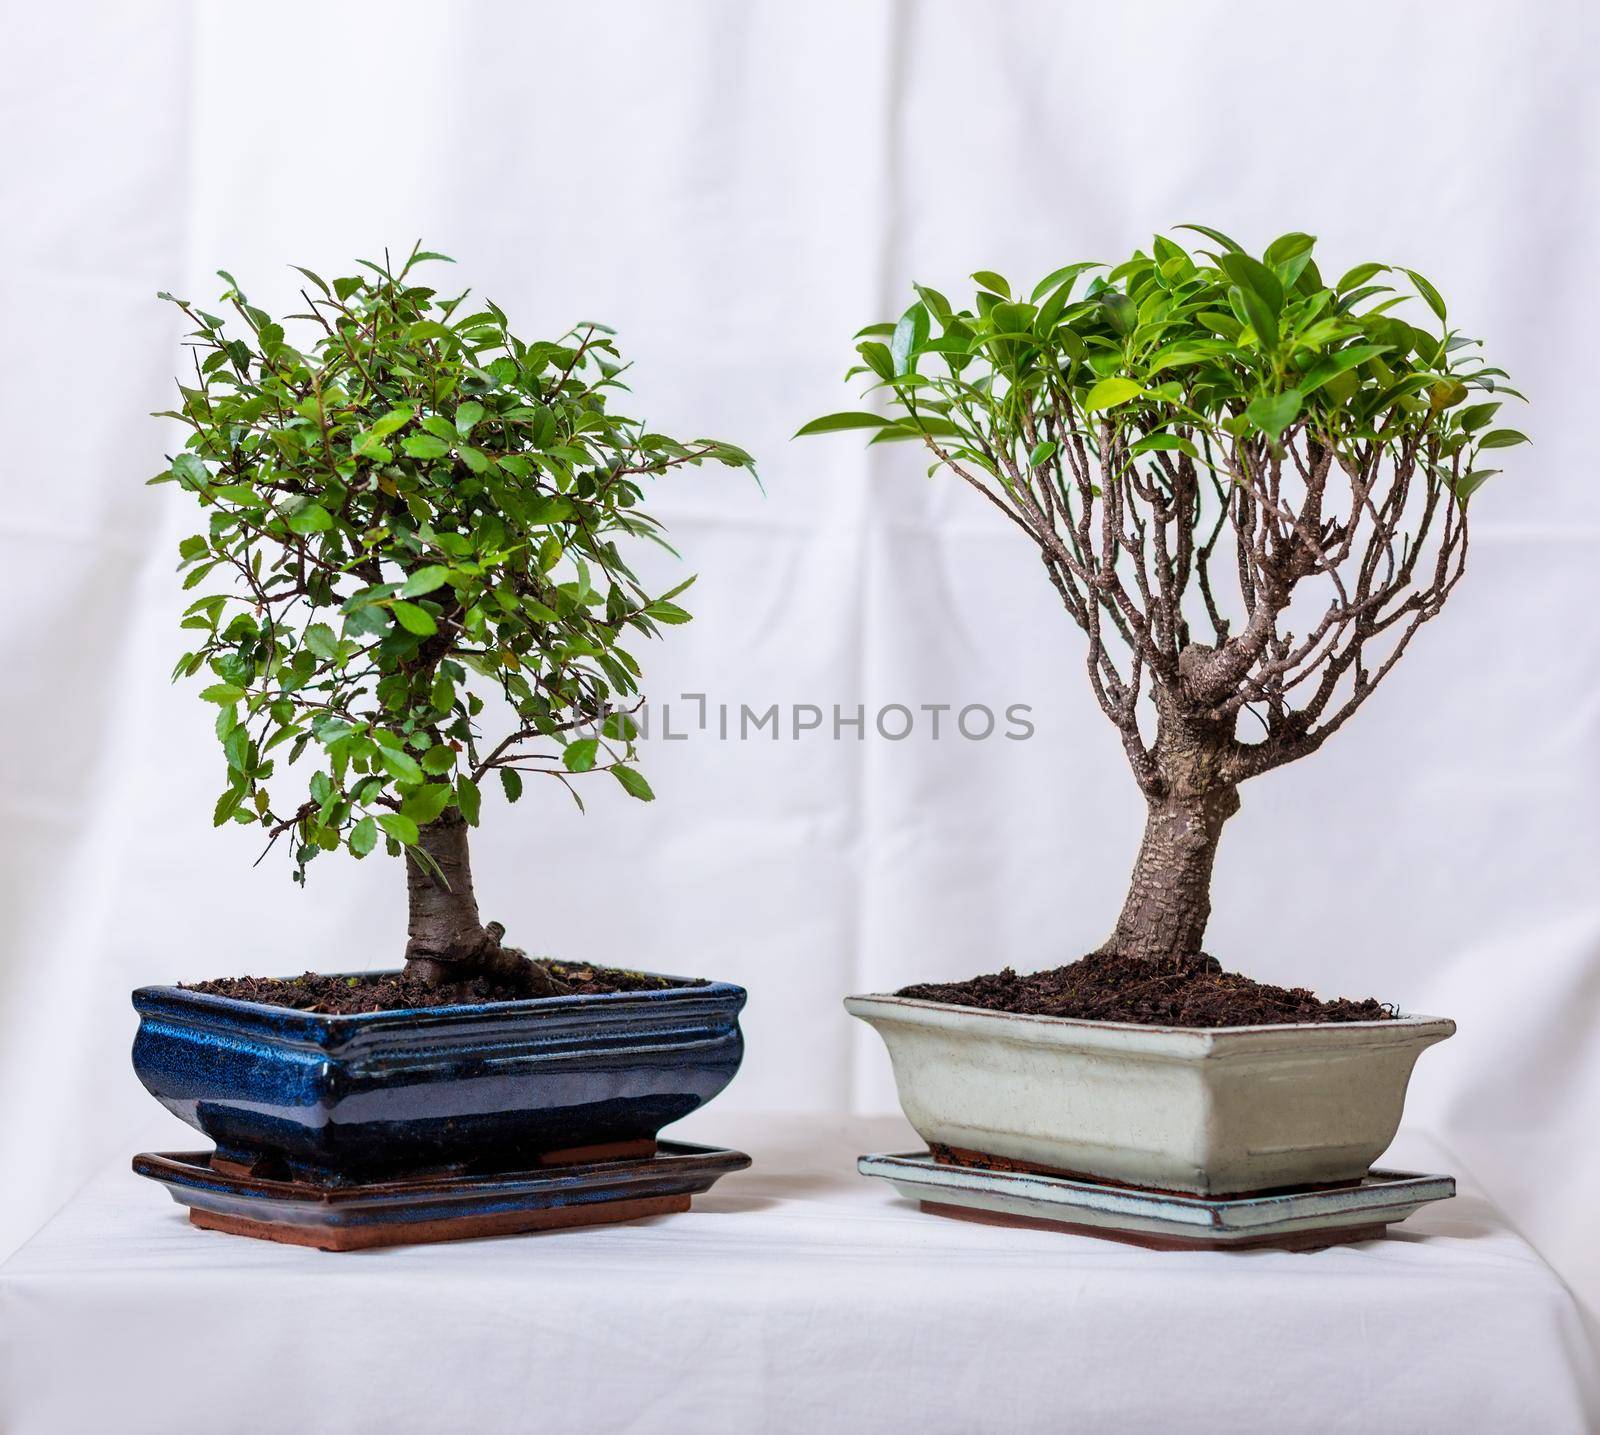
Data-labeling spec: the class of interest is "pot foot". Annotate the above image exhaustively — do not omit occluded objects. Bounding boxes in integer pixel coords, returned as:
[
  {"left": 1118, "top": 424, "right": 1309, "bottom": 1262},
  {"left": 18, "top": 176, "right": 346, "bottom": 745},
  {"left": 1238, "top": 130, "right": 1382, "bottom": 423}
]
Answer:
[
  {"left": 927, "top": 1142, "right": 1365, "bottom": 1200},
  {"left": 189, "top": 1194, "right": 691, "bottom": 1250},
  {"left": 533, "top": 1138, "right": 658, "bottom": 1167}
]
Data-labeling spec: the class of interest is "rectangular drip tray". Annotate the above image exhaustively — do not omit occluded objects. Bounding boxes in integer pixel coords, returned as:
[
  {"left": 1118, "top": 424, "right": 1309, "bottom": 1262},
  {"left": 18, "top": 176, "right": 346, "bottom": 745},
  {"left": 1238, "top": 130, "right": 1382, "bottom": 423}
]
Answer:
[
  {"left": 135, "top": 1141, "right": 750, "bottom": 1251},
  {"left": 859, "top": 1150, "right": 1453, "bottom": 1251}
]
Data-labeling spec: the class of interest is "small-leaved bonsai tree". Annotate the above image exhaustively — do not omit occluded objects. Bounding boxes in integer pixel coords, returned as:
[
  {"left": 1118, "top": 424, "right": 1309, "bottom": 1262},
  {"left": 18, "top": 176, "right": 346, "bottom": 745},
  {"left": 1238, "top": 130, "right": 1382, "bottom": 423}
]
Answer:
[
  {"left": 803, "top": 228, "right": 1524, "bottom": 965},
  {"left": 155, "top": 245, "right": 753, "bottom": 995}
]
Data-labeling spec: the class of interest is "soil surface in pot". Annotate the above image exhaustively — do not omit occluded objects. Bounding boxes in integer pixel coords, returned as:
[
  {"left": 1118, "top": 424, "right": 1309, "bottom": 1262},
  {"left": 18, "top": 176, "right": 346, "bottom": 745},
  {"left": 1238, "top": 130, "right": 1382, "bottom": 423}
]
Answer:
[
  {"left": 897, "top": 952, "right": 1393, "bottom": 1027},
  {"left": 183, "top": 962, "right": 699, "bottom": 1014}
]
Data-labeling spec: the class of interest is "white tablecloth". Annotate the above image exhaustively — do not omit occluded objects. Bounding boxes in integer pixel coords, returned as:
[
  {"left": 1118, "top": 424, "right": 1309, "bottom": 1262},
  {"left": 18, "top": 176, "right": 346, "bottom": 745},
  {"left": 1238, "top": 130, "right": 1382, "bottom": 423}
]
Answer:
[{"left": 2, "top": 1114, "right": 1594, "bottom": 1434}]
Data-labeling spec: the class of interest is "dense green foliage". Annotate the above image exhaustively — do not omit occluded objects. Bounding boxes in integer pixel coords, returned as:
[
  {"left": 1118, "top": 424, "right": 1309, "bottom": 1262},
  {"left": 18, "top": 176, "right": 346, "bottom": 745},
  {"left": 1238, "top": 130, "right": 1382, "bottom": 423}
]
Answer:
[
  {"left": 802, "top": 228, "right": 1527, "bottom": 798},
  {"left": 801, "top": 225, "right": 1523, "bottom": 498},
  {"left": 155, "top": 245, "right": 752, "bottom": 882}
]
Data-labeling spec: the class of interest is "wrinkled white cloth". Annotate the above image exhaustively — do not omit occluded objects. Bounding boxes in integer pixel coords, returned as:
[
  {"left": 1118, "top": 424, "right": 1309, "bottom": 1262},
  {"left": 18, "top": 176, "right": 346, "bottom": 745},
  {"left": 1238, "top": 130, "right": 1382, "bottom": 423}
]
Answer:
[{"left": 1, "top": 1116, "right": 1594, "bottom": 1434}]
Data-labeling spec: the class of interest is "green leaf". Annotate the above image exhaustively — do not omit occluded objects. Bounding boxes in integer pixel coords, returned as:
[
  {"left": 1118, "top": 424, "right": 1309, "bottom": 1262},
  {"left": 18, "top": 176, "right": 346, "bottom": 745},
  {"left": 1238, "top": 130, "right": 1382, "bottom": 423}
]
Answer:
[
  {"left": 857, "top": 342, "right": 894, "bottom": 381},
  {"left": 1455, "top": 468, "right": 1500, "bottom": 499},
  {"left": 303, "top": 623, "right": 339, "bottom": 659},
  {"left": 199, "top": 683, "right": 245, "bottom": 705},
  {"left": 213, "top": 484, "right": 258, "bottom": 505},
  {"left": 1195, "top": 309, "right": 1242, "bottom": 341},
  {"left": 563, "top": 737, "right": 600, "bottom": 773},
  {"left": 1147, "top": 342, "right": 1229, "bottom": 374},
  {"left": 422, "top": 745, "right": 457, "bottom": 775},
  {"left": 1233, "top": 284, "right": 1279, "bottom": 351},
  {"left": 1335, "top": 262, "right": 1387, "bottom": 293},
  {"left": 1476, "top": 428, "right": 1529, "bottom": 449},
  {"left": 401, "top": 782, "right": 454, "bottom": 826},
  {"left": 644, "top": 600, "right": 692, "bottom": 624},
  {"left": 611, "top": 764, "right": 655, "bottom": 801},
  {"left": 1130, "top": 433, "right": 1200, "bottom": 459},
  {"left": 971, "top": 270, "right": 1010, "bottom": 298},
  {"left": 401, "top": 565, "right": 451, "bottom": 598},
  {"left": 349, "top": 816, "right": 378, "bottom": 857},
  {"left": 1083, "top": 377, "right": 1143, "bottom": 413},
  {"left": 402, "top": 433, "right": 451, "bottom": 460},
  {"left": 1402, "top": 268, "right": 1447, "bottom": 323},
  {"left": 1177, "top": 222, "right": 1245, "bottom": 254},
  {"left": 171, "top": 452, "right": 209, "bottom": 488},
  {"left": 602, "top": 713, "right": 638, "bottom": 742},
  {"left": 455, "top": 401, "right": 485, "bottom": 436},
  {"left": 794, "top": 412, "right": 892, "bottom": 438},
  {"left": 379, "top": 746, "right": 425, "bottom": 783},
  {"left": 292, "top": 265, "right": 330, "bottom": 297},
  {"left": 287, "top": 503, "right": 334, "bottom": 535},
  {"left": 876, "top": 414, "right": 966, "bottom": 443},
  {"left": 391, "top": 600, "right": 438, "bottom": 636},
  {"left": 1245, "top": 388, "right": 1303, "bottom": 439},
  {"left": 500, "top": 768, "right": 524, "bottom": 803},
  {"left": 405, "top": 320, "right": 456, "bottom": 347},
  {"left": 1218, "top": 254, "right": 1284, "bottom": 316},
  {"left": 352, "top": 432, "right": 394, "bottom": 461},
  {"left": 1263, "top": 232, "right": 1316, "bottom": 266},
  {"left": 911, "top": 283, "right": 951, "bottom": 322},
  {"left": 1035, "top": 286, "right": 1078, "bottom": 338},
  {"left": 377, "top": 813, "right": 419, "bottom": 845},
  {"left": 891, "top": 303, "right": 931, "bottom": 376},
  {"left": 369, "top": 407, "right": 413, "bottom": 437},
  {"left": 1028, "top": 440, "right": 1057, "bottom": 469},
  {"left": 1029, "top": 261, "right": 1101, "bottom": 304},
  {"left": 1297, "top": 344, "right": 1388, "bottom": 397},
  {"left": 523, "top": 496, "right": 575, "bottom": 525},
  {"left": 1100, "top": 292, "right": 1138, "bottom": 337}
]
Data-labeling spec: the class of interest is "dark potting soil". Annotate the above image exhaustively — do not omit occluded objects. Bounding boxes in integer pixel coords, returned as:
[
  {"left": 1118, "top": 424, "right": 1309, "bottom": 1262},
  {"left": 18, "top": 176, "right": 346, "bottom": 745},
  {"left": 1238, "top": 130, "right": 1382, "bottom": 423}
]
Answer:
[
  {"left": 183, "top": 962, "right": 696, "bottom": 1015},
  {"left": 897, "top": 951, "right": 1394, "bottom": 1028}
]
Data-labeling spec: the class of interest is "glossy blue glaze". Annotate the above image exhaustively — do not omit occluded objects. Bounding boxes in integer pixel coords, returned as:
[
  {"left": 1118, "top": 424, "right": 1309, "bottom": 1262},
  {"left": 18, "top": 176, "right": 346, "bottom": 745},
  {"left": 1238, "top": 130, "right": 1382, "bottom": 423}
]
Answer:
[
  {"left": 131, "top": 972, "right": 745, "bottom": 1182},
  {"left": 133, "top": 1141, "right": 751, "bottom": 1246}
]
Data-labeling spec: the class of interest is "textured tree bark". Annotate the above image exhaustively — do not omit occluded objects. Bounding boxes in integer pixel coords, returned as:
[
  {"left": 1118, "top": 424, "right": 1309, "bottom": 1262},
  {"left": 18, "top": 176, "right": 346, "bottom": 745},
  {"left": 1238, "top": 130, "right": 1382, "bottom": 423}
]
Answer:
[
  {"left": 1099, "top": 692, "right": 1241, "bottom": 963},
  {"left": 403, "top": 812, "right": 568, "bottom": 994},
  {"left": 1098, "top": 785, "right": 1239, "bottom": 962}
]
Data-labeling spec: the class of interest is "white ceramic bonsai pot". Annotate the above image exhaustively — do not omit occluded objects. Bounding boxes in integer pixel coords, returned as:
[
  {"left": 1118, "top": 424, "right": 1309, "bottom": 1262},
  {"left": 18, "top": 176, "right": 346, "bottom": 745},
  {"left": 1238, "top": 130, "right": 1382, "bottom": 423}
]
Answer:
[{"left": 846, "top": 994, "right": 1455, "bottom": 1197}]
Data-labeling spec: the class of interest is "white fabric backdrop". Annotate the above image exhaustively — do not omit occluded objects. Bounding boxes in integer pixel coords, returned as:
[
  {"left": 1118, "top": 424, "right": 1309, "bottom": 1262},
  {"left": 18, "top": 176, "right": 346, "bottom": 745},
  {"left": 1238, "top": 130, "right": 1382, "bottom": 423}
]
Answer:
[
  {"left": 7, "top": 1119, "right": 1597, "bottom": 1435},
  {"left": 3, "top": 0, "right": 1597, "bottom": 1346}
]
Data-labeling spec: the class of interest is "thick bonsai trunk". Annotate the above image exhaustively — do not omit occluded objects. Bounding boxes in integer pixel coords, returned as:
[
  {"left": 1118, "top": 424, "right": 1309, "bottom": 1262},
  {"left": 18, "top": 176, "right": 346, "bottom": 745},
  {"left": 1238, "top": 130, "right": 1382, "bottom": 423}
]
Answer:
[
  {"left": 1099, "top": 702, "right": 1241, "bottom": 963},
  {"left": 1098, "top": 786, "right": 1239, "bottom": 962},
  {"left": 403, "top": 812, "right": 569, "bottom": 995}
]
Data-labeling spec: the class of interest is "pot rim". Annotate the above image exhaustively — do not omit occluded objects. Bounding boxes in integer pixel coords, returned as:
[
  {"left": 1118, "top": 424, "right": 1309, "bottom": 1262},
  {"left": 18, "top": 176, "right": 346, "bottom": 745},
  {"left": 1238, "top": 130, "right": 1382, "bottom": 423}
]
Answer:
[
  {"left": 134, "top": 966, "right": 745, "bottom": 1028},
  {"left": 844, "top": 991, "right": 1454, "bottom": 1046}
]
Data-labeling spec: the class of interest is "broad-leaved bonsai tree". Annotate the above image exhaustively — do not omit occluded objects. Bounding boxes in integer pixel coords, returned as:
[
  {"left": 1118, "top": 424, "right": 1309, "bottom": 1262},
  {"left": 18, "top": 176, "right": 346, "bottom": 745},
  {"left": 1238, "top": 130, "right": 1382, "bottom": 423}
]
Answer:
[
  {"left": 155, "top": 246, "right": 752, "bottom": 995},
  {"left": 804, "top": 228, "right": 1523, "bottom": 965}
]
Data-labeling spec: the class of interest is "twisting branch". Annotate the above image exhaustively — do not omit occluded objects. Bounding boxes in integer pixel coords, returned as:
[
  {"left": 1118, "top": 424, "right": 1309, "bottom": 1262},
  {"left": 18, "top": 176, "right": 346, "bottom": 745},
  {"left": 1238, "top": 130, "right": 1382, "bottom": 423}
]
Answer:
[{"left": 805, "top": 231, "right": 1523, "bottom": 962}]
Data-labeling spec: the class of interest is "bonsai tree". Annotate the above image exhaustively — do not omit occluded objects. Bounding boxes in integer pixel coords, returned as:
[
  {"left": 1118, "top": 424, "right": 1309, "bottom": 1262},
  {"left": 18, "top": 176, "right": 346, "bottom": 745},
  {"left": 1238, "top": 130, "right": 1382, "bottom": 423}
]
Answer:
[
  {"left": 154, "top": 245, "right": 753, "bottom": 994},
  {"left": 802, "top": 228, "right": 1524, "bottom": 964}
]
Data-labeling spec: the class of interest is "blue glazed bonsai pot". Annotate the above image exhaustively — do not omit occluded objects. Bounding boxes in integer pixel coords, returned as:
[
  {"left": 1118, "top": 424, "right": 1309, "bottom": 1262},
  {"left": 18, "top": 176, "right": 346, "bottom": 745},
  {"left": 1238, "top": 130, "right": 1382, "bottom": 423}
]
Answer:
[{"left": 131, "top": 972, "right": 745, "bottom": 1183}]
